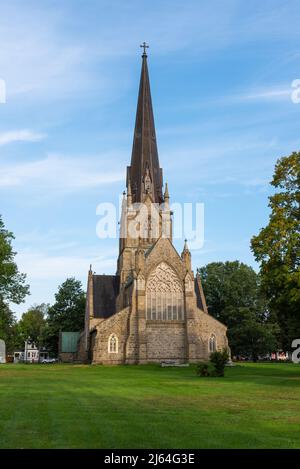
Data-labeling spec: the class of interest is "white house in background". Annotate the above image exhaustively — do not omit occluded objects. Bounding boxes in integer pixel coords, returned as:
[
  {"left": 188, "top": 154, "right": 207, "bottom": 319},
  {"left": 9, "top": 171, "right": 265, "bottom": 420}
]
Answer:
[
  {"left": 14, "top": 340, "right": 49, "bottom": 363},
  {"left": 24, "top": 340, "right": 39, "bottom": 363},
  {"left": 0, "top": 339, "right": 6, "bottom": 363}
]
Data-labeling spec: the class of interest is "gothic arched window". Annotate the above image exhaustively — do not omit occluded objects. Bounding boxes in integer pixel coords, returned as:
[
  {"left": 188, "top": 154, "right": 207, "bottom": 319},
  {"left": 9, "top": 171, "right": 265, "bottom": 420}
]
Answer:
[
  {"left": 209, "top": 334, "right": 216, "bottom": 353},
  {"left": 146, "top": 262, "right": 184, "bottom": 321},
  {"left": 108, "top": 334, "right": 118, "bottom": 353}
]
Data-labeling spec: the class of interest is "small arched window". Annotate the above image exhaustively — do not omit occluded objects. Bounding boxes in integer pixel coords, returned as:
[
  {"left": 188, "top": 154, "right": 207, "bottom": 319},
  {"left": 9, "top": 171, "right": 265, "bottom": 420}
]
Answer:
[
  {"left": 209, "top": 334, "right": 216, "bottom": 353},
  {"left": 108, "top": 334, "right": 118, "bottom": 354}
]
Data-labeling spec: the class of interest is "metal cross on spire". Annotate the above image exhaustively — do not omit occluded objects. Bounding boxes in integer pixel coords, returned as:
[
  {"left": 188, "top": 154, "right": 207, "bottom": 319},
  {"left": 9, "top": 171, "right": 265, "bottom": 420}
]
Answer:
[{"left": 140, "top": 42, "right": 149, "bottom": 56}]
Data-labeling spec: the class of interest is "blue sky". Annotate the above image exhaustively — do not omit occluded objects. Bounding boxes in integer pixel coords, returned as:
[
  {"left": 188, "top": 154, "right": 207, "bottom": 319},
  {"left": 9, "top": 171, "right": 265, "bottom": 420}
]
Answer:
[{"left": 1, "top": 0, "right": 300, "bottom": 317}]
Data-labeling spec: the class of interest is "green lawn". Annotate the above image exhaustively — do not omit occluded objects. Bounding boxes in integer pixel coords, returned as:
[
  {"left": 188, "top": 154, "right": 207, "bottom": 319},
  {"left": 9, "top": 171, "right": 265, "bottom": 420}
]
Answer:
[{"left": 0, "top": 362, "right": 299, "bottom": 449}]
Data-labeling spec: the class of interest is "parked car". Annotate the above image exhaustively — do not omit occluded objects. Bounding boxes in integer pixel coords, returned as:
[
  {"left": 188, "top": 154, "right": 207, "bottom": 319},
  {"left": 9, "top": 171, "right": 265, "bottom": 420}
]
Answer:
[{"left": 41, "top": 358, "right": 57, "bottom": 364}]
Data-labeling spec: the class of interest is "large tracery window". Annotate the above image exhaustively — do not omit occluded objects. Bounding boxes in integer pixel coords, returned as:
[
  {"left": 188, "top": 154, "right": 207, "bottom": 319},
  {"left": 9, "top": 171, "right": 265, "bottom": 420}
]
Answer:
[{"left": 146, "top": 262, "right": 184, "bottom": 320}]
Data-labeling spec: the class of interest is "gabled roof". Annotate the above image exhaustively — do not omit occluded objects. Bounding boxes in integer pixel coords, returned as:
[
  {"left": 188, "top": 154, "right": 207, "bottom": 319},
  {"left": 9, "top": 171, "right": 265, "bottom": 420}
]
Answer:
[
  {"left": 93, "top": 275, "right": 120, "bottom": 318},
  {"left": 145, "top": 236, "right": 182, "bottom": 261}
]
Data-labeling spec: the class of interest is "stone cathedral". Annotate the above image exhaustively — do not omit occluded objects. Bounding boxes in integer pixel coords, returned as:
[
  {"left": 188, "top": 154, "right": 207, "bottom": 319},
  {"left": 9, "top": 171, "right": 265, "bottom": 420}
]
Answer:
[{"left": 78, "top": 47, "right": 229, "bottom": 364}]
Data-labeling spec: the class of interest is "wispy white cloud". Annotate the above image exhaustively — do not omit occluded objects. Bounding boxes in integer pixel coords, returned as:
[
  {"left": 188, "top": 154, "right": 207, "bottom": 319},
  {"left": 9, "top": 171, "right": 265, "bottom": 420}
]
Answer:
[
  {"left": 0, "top": 153, "right": 124, "bottom": 191},
  {"left": 203, "top": 86, "right": 294, "bottom": 107},
  {"left": 0, "top": 3, "right": 90, "bottom": 100},
  {"left": 17, "top": 249, "right": 116, "bottom": 281},
  {"left": 4, "top": 0, "right": 300, "bottom": 315},
  {"left": 162, "top": 133, "right": 300, "bottom": 195},
  {"left": 2, "top": 1, "right": 297, "bottom": 104},
  {"left": 17, "top": 228, "right": 87, "bottom": 247},
  {"left": 237, "top": 87, "right": 292, "bottom": 102},
  {"left": 0, "top": 129, "right": 46, "bottom": 146},
  {"left": 12, "top": 246, "right": 117, "bottom": 317}
]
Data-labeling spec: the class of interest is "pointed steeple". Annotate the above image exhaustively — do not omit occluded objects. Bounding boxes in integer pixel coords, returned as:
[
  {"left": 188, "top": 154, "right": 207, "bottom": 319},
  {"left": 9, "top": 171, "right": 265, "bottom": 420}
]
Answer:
[
  {"left": 127, "top": 44, "right": 163, "bottom": 204},
  {"left": 164, "top": 182, "right": 169, "bottom": 200}
]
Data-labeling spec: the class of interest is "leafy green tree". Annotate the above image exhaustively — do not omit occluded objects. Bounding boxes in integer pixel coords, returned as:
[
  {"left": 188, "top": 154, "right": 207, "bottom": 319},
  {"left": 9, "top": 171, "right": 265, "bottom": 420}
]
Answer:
[
  {"left": 198, "top": 261, "right": 262, "bottom": 322},
  {"left": 45, "top": 278, "right": 85, "bottom": 354},
  {"left": 0, "top": 299, "right": 20, "bottom": 353},
  {"left": 231, "top": 309, "right": 279, "bottom": 361},
  {"left": 0, "top": 215, "right": 29, "bottom": 304},
  {"left": 0, "top": 215, "right": 29, "bottom": 353},
  {"left": 251, "top": 152, "right": 300, "bottom": 350},
  {"left": 18, "top": 304, "right": 48, "bottom": 346},
  {"left": 198, "top": 261, "right": 279, "bottom": 359}
]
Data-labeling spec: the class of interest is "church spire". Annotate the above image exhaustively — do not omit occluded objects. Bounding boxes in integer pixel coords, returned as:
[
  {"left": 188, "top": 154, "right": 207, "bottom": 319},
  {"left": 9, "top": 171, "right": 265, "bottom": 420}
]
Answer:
[{"left": 127, "top": 44, "right": 163, "bottom": 204}]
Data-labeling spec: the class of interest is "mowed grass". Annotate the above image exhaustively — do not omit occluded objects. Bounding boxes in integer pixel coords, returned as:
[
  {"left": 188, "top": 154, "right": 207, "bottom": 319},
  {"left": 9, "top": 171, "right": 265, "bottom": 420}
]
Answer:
[{"left": 0, "top": 363, "right": 300, "bottom": 449}]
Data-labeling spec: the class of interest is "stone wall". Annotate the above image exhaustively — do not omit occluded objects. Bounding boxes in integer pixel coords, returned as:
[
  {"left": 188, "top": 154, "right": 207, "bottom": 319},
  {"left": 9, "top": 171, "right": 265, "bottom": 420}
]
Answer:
[
  {"left": 92, "top": 307, "right": 130, "bottom": 364},
  {"left": 59, "top": 352, "right": 76, "bottom": 363},
  {"left": 146, "top": 321, "right": 186, "bottom": 362},
  {"left": 77, "top": 331, "right": 89, "bottom": 363},
  {"left": 187, "top": 308, "right": 229, "bottom": 362},
  {"left": 85, "top": 233, "right": 229, "bottom": 365}
]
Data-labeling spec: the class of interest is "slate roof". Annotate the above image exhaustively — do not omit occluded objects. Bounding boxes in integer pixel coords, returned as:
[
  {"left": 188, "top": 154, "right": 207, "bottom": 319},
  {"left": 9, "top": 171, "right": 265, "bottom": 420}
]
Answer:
[
  {"left": 194, "top": 276, "right": 208, "bottom": 314},
  {"left": 93, "top": 275, "right": 120, "bottom": 318}
]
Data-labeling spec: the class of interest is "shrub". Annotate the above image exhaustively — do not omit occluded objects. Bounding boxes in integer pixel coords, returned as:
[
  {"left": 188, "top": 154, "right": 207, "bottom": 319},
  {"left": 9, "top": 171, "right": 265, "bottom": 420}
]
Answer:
[
  {"left": 210, "top": 350, "right": 229, "bottom": 377},
  {"left": 196, "top": 349, "right": 229, "bottom": 377},
  {"left": 196, "top": 362, "right": 215, "bottom": 377}
]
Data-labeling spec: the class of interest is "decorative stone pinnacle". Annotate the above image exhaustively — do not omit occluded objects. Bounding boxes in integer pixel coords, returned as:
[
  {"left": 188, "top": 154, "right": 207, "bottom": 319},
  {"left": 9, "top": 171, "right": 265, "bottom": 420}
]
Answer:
[{"left": 164, "top": 182, "right": 169, "bottom": 199}]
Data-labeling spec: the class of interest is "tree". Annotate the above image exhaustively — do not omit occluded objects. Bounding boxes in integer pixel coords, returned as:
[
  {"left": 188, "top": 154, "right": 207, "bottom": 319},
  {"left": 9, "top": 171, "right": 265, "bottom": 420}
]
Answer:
[
  {"left": 251, "top": 152, "right": 300, "bottom": 350},
  {"left": 231, "top": 309, "right": 279, "bottom": 361},
  {"left": 0, "top": 215, "right": 29, "bottom": 304},
  {"left": 0, "top": 215, "right": 29, "bottom": 354},
  {"left": 18, "top": 304, "right": 48, "bottom": 346},
  {"left": 45, "top": 278, "right": 86, "bottom": 354},
  {"left": 198, "top": 261, "right": 279, "bottom": 359},
  {"left": 0, "top": 299, "right": 20, "bottom": 353},
  {"left": 198, "top": 261, "right": 262, "bottom": 322}
]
